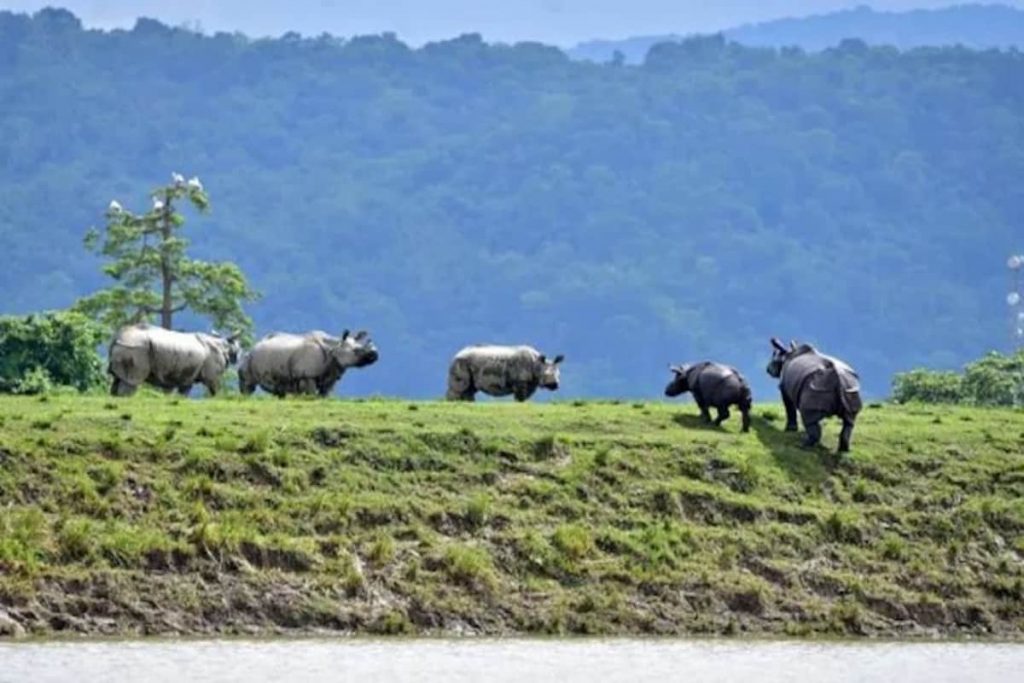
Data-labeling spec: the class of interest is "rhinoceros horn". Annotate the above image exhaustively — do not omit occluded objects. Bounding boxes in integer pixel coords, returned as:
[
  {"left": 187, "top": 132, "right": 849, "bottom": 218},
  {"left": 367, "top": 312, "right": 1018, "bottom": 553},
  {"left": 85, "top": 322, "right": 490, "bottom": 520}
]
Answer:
[{"left": 770, "top": 337, "right": 787, "bottom": 352}]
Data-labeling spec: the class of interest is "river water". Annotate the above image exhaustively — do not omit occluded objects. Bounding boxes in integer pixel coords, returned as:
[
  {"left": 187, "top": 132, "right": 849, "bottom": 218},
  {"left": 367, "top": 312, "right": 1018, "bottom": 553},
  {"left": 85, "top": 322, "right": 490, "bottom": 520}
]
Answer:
[{"left": 1, "top": 638, "right": 1022, "bottom": 682}]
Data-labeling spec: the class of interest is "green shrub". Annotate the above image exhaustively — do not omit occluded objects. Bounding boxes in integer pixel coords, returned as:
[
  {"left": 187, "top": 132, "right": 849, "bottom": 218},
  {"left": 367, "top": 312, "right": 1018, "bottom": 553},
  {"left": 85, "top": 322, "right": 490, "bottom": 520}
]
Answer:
[
  {"left": 892, "top": 369, "right": 963, "bottom": 404},
  {"left": 962, "top": 351, "right": 1024, "bottom": 407},
  {"left": 552, "top": 524, "right": 594, "bottom": 561},
  {"left": 0, "top": 311, "right": 106, "bottom": 394},
  {"left": 464, "top": 493, "right": 491, "bottom": 529},
  {"left": 442, "top": 544, "right": 498, "bottom": 592},
  {"left": 892, "top": 350, "right": 1024, "bottom": 406}
]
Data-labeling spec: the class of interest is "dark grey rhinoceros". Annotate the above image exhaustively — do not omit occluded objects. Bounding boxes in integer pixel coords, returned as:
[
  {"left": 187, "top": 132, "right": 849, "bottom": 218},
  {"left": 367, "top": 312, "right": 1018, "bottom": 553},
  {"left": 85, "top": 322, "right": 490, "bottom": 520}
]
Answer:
[
  {"left": 665, "top": 362, "right": 752, "bottom": 432},
  {"left": 239, "top": 330, "right": 379, "bottom": 397},
  {"left": 446, "top": 345, "right": 564, "bottom": 401},
  {"left": 108, "top": 324, "right": 241, "bottom": 397},
  {"left": 766, "top": 338, "right": 863, "bottom": 452}
]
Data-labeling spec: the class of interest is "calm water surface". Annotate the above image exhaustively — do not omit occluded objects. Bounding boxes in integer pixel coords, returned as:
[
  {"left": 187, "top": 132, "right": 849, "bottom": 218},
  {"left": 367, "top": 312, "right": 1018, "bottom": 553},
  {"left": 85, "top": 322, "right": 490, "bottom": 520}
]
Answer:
[{"left": 1, "top": 639, "right": 1022, "bottom": 683}]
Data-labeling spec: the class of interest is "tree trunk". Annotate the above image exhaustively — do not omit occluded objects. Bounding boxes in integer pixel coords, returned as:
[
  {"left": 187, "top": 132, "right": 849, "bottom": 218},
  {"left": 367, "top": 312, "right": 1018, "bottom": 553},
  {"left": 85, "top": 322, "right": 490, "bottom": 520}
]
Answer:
[{"left": 160, "top": 191, "right": 173, "bottom": 330}]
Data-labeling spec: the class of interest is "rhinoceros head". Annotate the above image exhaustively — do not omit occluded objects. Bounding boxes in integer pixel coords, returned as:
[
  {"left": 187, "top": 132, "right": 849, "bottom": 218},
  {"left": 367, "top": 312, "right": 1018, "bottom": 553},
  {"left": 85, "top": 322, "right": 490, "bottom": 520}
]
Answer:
[
  {"left": 664, "top": 364, "right": 691, "bottom": 397},
  {"left": 766, "top": 338, "right": 797, "bottom": 378},
  {"left": 209, "top": 330, "right": 243, "bottom": 365},
  {"left": 330, "top": 330, "right": 379, "bottom": 369},
  {"left": 537, "top": 353, "right": 564, "bottom": 390}
]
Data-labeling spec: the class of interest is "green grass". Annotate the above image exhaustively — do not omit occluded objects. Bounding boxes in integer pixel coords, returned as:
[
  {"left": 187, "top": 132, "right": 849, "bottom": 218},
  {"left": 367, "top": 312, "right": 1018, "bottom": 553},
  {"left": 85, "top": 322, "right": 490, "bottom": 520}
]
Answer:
[{"left": 0, "top": 395, "right": 1022, "bottom": 638}]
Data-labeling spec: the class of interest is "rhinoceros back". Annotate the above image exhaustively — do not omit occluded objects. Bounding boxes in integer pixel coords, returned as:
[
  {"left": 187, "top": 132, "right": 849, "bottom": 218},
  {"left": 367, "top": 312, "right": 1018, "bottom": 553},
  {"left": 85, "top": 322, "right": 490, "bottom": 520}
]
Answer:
[
  {"left": 452, "top": 345, "right": 539, "bottom": 395},
  {"left": 782, "top": 347, "right": 861, "bottom": 416},
  {"left": 691, "top": 362, "right": 749, "bottom": 407},
  {"left": 110, "top": 325, "right": 208, "bottom": 387},
  {"left": 246, "top": 332, "right": 332, "bottom": 390}
]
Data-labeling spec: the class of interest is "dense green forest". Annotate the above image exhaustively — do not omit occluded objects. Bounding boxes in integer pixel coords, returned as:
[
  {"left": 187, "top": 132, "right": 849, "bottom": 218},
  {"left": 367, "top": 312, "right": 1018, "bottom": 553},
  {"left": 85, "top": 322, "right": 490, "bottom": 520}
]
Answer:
[
  {"left": 0, "top": 8, "right": 1021, "bottom": 398},
  {"left": 571, "top": 4, "right": 1024, "bottom": 63}
]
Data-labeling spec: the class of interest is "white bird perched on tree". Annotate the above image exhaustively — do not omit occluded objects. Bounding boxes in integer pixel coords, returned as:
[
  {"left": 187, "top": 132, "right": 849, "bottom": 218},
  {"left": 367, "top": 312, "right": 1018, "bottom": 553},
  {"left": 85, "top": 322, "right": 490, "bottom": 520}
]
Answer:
[
  {"left": 187, "top": 176, "right": 203, "bottom": 192},
  {"left": 171, "top": 172, "right": 185, "bottom": 185},
  {"left": 152, "top": 197, "right": 165, "bottom": 211},
  {"left": 108, "top": 200, "right": 123, "bottom": 214}
]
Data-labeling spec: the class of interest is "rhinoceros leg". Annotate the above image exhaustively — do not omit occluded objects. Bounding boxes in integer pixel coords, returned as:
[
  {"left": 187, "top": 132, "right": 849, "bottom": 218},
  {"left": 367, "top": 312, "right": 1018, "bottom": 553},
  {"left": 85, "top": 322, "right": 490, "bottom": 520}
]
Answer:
[
  {"left": 513, "top": 383, "right": 536, "bottom": 402},
  {"left": 110, "top": 378, "right": 137, "bottom": 397},
  {"left": 838, "top": 419, "right": 855, "bottom": 453},
  {"left": 782, "top": 391, "right": 798, "bottom": 432},
  {"left": 111, "top": 379, "right": 137, "bottom": 397},
  {"left": 178, "top": 385, "right": 194, "bottom": 397},
  {"left": 740, "top": 407, "right": 751, "bottom": 433},
  {"left": 801, "top": 411, "right": 823, "bottom": 448},
  {"left": 714, "top": 405, "right": 730, "bottom": 426}
]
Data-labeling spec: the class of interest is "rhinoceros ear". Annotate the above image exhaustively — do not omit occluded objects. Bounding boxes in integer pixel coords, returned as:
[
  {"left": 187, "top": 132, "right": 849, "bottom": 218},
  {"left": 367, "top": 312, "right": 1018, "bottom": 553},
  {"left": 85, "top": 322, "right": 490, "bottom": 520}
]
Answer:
[
  {"left": 538, "top": 354, "right": 546, "bottom": 363},
  {"left": 355, "top": 330, "right": 369, "bottom": 341},
  {"left": 790, "top": 340, "right": 797, "bottom": 351},
  {"left": 770, "top": 338, "right": 786, "bottom": 352},
  {"left": 341, "top": 329, "right": 350, "bottom": 341},
  {"left": 228, "top": 330, "right": 242, "bottom": 343},
  {"left": 552, "top": 354, "right": 565, "bottom": 364}
]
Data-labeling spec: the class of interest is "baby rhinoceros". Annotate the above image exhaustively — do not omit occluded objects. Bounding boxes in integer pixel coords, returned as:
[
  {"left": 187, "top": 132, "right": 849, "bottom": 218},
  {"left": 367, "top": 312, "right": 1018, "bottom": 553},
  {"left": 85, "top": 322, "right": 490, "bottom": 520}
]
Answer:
[
  {"left": 665, "top": 362, "right": 753, "bottom": 432},
  {"left": 447, "top": 345, "right": 564, "bottom": 402}
]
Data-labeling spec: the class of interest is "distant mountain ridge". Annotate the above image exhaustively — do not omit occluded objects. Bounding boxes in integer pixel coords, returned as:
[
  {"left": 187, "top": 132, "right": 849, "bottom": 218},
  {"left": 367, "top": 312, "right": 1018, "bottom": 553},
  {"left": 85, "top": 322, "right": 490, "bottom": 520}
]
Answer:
[{"left": 570, "top": 4, "right": 1024, "bottom": 63}]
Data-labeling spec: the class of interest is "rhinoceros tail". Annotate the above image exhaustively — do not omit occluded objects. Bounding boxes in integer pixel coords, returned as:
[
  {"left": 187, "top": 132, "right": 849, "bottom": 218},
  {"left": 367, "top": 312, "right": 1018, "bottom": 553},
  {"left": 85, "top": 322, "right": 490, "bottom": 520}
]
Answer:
[
  {"left": 825, "top": 360, "right": 862, "bottom": 421},
  {"left": 738, "top": 383, "right": 753, "bottom": 412}
]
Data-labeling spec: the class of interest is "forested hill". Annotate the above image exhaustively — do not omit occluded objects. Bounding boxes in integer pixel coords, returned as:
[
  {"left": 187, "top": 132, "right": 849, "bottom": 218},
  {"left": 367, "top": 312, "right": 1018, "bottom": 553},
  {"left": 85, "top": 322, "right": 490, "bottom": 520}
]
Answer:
[
  {"left": 570, "top": 4, "right": 1024, "bottom": 63},
  {"left": 1, "top": 9, "right": 1021, "bottom": 399}
]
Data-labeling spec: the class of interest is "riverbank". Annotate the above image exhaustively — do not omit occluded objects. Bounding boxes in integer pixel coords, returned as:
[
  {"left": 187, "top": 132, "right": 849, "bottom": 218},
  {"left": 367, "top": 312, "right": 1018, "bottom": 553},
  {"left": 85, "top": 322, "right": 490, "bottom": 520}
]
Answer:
[{"left": 1, "top": 395, "right": 1022, "bottom": 638}]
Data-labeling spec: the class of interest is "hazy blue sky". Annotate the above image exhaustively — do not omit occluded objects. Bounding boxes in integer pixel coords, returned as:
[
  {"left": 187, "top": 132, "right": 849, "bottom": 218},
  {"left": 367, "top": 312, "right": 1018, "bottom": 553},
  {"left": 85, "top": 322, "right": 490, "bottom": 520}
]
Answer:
[{"left": 4, "top": 1, "right": 1023, "bottom": 45}]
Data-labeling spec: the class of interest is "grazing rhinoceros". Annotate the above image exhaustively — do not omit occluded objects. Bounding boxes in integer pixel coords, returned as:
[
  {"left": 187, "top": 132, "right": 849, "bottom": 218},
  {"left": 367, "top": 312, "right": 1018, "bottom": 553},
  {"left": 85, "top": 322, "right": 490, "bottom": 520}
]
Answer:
[
  {"left": 766, "top": 338, "right": 863, "bottom": 452},
  {"left": 108, "top": 324, "right": 241, "bottom": 397},
  {"left": 238, "top": 330, "right": 379, "bottom": 397},
  {"left": 446, "top": 345, "right": 564, "bottom": 402},
  {"left": 665, "top": 362, "right": 753, "bottom": 432}
]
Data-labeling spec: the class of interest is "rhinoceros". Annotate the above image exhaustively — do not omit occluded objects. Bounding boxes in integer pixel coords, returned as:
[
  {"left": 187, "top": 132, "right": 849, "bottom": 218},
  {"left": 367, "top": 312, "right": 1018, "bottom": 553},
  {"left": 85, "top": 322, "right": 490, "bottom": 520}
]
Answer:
[
  {"left": 766, "top": 338, "right": 863, "bottom": 452},
  {"left": 108, "top": 324, "right": 241, "bottom": 397},
  {"left": 238, "top": 330, "right": 379, "bottom": 397},
  {"left": 665, "top": 362, "right": 753, "bottom": 432},
  {"left": 446, "top": 345, "right": 564, "bottom": 402}
]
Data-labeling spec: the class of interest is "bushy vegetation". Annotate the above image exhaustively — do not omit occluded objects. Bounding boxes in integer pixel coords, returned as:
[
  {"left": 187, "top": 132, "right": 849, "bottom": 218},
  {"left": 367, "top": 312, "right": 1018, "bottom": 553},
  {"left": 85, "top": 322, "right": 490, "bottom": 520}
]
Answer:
[
  {"left": 0, "top": 311, "right": 106, "bottom": 394},
  {"left": 571, "top": 4, "right": 1024, "bottom": 62},
  {"left": 1, "top": 10, "right": 1022, "bottom": 398},
  {"left": 892, "top": 350, "right": 1024, "bottom": 406},
  {"left": 0, "top": 395, "right": 1022, "bottom": 637}
]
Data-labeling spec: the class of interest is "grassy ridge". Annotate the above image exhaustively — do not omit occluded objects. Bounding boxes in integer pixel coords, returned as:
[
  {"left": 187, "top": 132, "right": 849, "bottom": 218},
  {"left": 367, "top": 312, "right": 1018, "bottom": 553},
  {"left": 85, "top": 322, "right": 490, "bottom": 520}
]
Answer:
[{"left": 0, "top": 395, "right": 1022, "bottom": 638}]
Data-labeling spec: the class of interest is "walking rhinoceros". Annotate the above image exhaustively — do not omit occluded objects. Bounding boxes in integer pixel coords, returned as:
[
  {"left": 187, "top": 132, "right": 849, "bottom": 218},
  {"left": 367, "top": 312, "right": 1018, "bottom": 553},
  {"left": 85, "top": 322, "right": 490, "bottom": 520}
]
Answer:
[
  {"left": 766, "top": 338, "right": 863, "bottom": 452},
  {"left": 665, "top": 362, "right": 753, "bottom": 432},
  {"left": 238, "top": 330, "right": 379, "bottom": 397},
  {"left": 446, "top": 345, "right": 564, "bottom": 402},
  {"left": 108, "top": 324, "right": 241, "bottom": 397}
]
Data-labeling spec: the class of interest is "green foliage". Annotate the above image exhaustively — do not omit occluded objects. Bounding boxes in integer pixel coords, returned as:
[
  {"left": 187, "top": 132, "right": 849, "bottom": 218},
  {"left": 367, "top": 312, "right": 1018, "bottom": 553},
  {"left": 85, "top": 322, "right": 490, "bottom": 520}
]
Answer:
[
  {"left": 1, "top": 13, "right": 1022, "bottom": 397},
  {"left": 892, "top": 369, "right": 964, "bottom": 405},
  {"left": 893, "top": 350, "right": 1024, "bottom": 406},
  {"left": 73, "top": 175, "right": 259, "bottom": 337},
  {"left": 961, "top": 351, "right": 1024, "bottom": 407},
  {"left": 0, "top": 311, "right": 106, "bottom": 394}
]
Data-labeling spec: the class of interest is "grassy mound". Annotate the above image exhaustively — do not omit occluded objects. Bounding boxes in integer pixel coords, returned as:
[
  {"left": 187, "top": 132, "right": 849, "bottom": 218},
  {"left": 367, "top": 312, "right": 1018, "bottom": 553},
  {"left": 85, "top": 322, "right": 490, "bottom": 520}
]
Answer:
[{"left": 0, "top": 395, "right": 1022, "bottom": 638}]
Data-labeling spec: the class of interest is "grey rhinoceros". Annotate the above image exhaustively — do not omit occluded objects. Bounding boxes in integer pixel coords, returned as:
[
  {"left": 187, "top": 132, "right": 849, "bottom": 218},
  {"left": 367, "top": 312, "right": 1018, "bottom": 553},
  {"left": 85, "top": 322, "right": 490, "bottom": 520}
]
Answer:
[
  {"left": 665, "top": 362, "right": 753, "bottom": 432},
  {"left": 446, "top": 345, "right": 564, "bottom": 402},
  {"left": 108, "top": 324, "right": 241, "bottom": 397},
  {"left": 238, "top": 330, "right": 379, "bottom": 397},
  {"left": 766, "top": 338, "right": 863, "bottom": 452}
]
